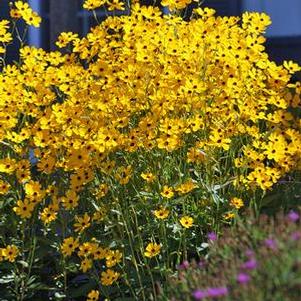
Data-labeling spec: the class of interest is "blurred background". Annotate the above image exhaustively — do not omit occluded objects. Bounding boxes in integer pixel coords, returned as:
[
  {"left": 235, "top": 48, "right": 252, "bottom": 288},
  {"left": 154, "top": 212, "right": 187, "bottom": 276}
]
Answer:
[{"left": 1, "top": 0, "right": 301, "bottom": 72}]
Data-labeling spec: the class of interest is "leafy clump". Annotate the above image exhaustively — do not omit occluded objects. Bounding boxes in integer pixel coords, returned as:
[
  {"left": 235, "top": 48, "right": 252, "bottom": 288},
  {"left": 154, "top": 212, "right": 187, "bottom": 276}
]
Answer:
[{"left": 161, "top": 210, "right": 301, "bottom": 301}]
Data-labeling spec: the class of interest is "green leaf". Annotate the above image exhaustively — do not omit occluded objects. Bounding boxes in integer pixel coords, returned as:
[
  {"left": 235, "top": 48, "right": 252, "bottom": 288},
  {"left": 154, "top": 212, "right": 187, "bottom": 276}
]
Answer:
[
  {"left": 17, "top": 260, "right": 29, "bottom": 268},
  {"left": 0, "top": 274, "right": 15, "bottom": 284}
]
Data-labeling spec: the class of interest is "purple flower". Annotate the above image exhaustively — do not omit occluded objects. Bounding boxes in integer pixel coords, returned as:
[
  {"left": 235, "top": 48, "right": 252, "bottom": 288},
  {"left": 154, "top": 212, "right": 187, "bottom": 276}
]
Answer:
[
  {"left": 177, "top": 260, "right": 189, "bottom": 270},
  {"left": 288, "top": 211, "right": 299, "bottom": 222},
  {"left": 207, "top": 287, "right": 228, "bottom": 297},
  {"left": 207, "top": 232, "right": 217, "bottom": 242},
  {"left": 192, "top": 289, "right": 207, "bottom": 300},
  {"left": 245, "top": 249, "right": 254, "bottom": 258},
  {"left": 241, "top": 258, "right": 257, "bottom": 270},
  {"left": 192, "top": 287, "right": 228, "bottom": 300},
  {"left": 198, "top": 259, "right": 206, "bottom": 268},
  {"left": 245, "top": 249, "right": 255, "bottom": 258},
  {"left": 264, "top": 238, "right": 277, "bottom": 250},
  {"left": 237, "top": 272, "right": 251, "bottom": 284},
  {"left": 290, "top": 231, "right": 301, "bottom": 241}
]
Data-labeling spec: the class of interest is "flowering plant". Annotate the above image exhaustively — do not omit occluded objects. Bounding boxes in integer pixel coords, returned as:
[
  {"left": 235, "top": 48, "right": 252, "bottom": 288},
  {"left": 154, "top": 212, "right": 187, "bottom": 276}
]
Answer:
[
  {"left": 0, "top": 0, "right": 301, "bottom": 299},
  {"left": 161, "top": 210, "right": 301, "bottom": 301}
]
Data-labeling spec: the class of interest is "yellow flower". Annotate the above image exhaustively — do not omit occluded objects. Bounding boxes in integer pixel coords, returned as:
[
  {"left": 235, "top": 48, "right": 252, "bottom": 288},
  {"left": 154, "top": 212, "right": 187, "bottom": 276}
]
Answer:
[
  {"left": 13, "top": 199, "right": 35, "bottom": 219},
  {"left": 56, "top": 32, "right": 79, "bottom": 48},
  {"left": 93, "top": 246, "right": 108, "bottom": 260},
  {"left": 0, "top": 180, "right": 10, "bottom": 195},
  {"left": 161, "top": 0, "right": 194, "bottom": 10},
  {"left": 78, "top": 242, "right": 96, "bottom": 258},
  {"left": 105, "top": 250, "right": 123, "bottom": 267},
  {"left": 83, "top": 0, "right": 106, "bottom": 10},
  {"left": 100, "top": 269, "right": 120, "bottom": 286},
  {"left": 224, "top": 212, "right": 235, "bottom": 220},
  {"left": 40, "top": 207, "right": 57, "bottom": 225},
  {"left": 160, "top": 186, "right": 174, "bottom": 199},
  {"left": 230, "top": 198, "right": 244, "bottom": 210},
  {"left": 22, "top": 10, "right": 41, "bottom": 27},
  {"left": 61, "top": 190, "right": 79, "bottom": 210},
  {"left": 80, "top": 258, "right": 93, "bottom": 272},
  {"left": 87, "top": 290, "right": 100, "bottom": 301},
  {"left": 0, "top": 158, "right": 16, "bottom": 174},
  {"left": 144, "top": 242, "right": 161, "bottom": 258},
  {"left": 153, "top": 207, "right": 170, "bottom": 220},
  {"left": 2, "top": 245, "right": 19, "bottom": 262},
  {"left": 61, "top": 237, "right": 79, "bottom": 257},
  {"left": 15, "top": 1, "right": 41, "bottom": 27},
  {"left": 175, "top": 179, "right": 197, "bottom": 194},
  {"left": 74, "top": 213, "right": 91, "bottom": 233},
  {"left": 180, "top": 216, "right": 194, "bottom": 228},
  {"left": 141, "top": 172, "right": 156, "bottom": 183}
]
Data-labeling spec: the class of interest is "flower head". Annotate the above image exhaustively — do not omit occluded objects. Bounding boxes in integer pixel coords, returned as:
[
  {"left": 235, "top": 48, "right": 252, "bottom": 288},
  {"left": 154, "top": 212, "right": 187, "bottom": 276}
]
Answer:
[
  {"left": 237, "top": 272, "right": 251, "bottom": 284},
  {"left": 287, "top": 210, "right": 299, "bottom": 222},
  {"left": 144, "top": 242, "right": 161, "bottom": 258},
  {"left": 180, "top": 216, "right": 194, "bottom": 228}
]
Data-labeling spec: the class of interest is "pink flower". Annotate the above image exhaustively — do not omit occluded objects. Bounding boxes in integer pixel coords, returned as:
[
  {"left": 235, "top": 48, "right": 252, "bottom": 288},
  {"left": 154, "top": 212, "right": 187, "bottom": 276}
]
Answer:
[
  {"left": 237, "top": 272, "right": 250, "bottom": 284},
  {"left": 287, "top": 211, "right": 299, "bottom": 222},
  {"left": 207, "top": 232, "right": 217, "bottom": 242},
  {"left": 241, "top": 258, "right": 257, "bottom": 270}
]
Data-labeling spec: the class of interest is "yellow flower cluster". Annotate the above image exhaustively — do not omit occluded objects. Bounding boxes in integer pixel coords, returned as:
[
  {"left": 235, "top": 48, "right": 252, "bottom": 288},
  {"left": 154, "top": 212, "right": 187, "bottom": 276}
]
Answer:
[
  {"left": 0, "top": 20, "right": 12, "bottom": 54},
  {"left": 61, "top": 237, "right": 121, "bottom": 284},
  {"left": 0, "top": 1, "right": 301, "bottom": 298},
  {"left": 83, "top": 0, "right": 125, "bottom": 11},
  {"left": 11, "top": 1, "right": 41, "bottom": 27}
]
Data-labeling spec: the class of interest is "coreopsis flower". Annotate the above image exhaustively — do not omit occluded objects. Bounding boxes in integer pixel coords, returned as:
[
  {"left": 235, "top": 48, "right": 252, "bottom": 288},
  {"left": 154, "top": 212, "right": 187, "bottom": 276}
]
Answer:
[
  {"left": 56, "top": 32, "right": 79, "bottom": 48},
  {"left": 141, "top": 172, "right": 156, "bottom": 183},
  {"left": 283, "top": 60, "right": 301, "bottom": 74},
  {"left": 175, "top": 179, "right": 197, "bottom": 194},
  {"left": 83, "top": 0, "right": 106, "bottom": 10},
  {"left": 61, "top": 237, "right": 79, "bottom": 257},
  {"left": 144, "top": 243, "right": 161, "bottom": 258},
  {"left": 153, "top": 207, "right": 170, "bottom": 220},
  {"left": 10, "top": 8, "right": 21, "bottom": 19},
  {"left": 92, "top": 207, "right": 107, "bottom": 223},
  {"left": 74, "top": 213, "right": 91, "bottom": 233},
  {"left": 105, "top": 250, "right": 122, "bottom": 267},
  {"left": 61, "top": 190, "right": 79, "bottom": 210},
  {"left": 2, "top": 245, "right": 19, "bottom": 262},
  {"left": 78, "top": 242, "right": 97, "bottom": 258},
  {"left": 24, "top": 181, "right": 45, "bottom": 202},
  {"left": 87, "top": 290, "right": 100, "bottom": 301},
  {"left": 193, "top": 7, "right": 216, "bottom": 18},
  {"left": 115, "top": 165, "right": 132, "bottom": 185},
  {"left": 223, "top": 212, "right": 235, "bottom": 220},
  {"left": 80, "top": 258, "right": 93, "bottom": 272},
  {"left": 0, "top": 158, "right": 16, "bottom": 174},
  {"left": 0, "top": 180, "right": 10, "bottom": 195},
  {"left": 100, "top": 269, "right": 120, "bottom": 286},
  {"left": 180, "top": 216, "right": 194, "bottom": 228},
  {"left": 230, "top": 197, "right": 244, "bottom": 209},
  {"left": 40, "top": 207, "right": 57, "bottom": 225},
  {"left": 160, "top": 186, "right": 174, "bottom": 199},
  {"left": 14, "top": 1, "right": 41, "bottom": 27},
  {"left": 94, "top": 183, "right": 109, "bottom": 199},
  {"left": 107, "top": 0, "right": 125, "bottom": 11},
  {"left": 0, "top": 20, "right": 12, "bottom": 43},
  {"left": 13, "top": 199, "right": 35, "bottom": 219},
  {"left": 22, "top": 10, "right": 41, "bottom": 27},
  {"left": 93, "top": 245, "right": 108, "bottom": 260},
  {"left": 161, "top": 0, "right": 195, "bottom": 10}
]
